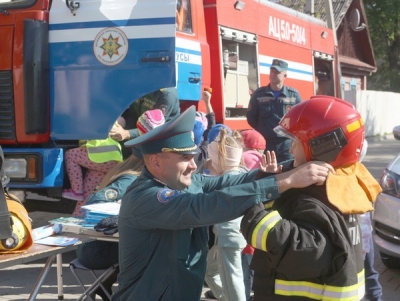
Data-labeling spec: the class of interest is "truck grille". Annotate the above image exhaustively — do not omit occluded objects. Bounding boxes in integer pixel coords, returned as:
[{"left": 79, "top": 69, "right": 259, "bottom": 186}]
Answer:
[
  {"left": 0, "top": 70, "right": 16, "bottom": 140},
  {"left": 375, "top": 221, "right": 400, "bottom": 246}
]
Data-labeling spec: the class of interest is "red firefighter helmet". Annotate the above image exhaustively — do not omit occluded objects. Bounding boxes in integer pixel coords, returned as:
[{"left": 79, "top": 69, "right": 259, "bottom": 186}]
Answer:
[{"left": 274, "top": 95, "right": 365, "bottom": 168}]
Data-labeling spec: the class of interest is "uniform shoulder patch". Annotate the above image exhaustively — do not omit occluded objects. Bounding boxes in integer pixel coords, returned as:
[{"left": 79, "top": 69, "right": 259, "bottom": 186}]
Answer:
[
  {"left": 157, "top": 188, "right": 180, "bottom": 204},
  {"left": 104, "top": 189, "right": 118, "bottom": 201}
]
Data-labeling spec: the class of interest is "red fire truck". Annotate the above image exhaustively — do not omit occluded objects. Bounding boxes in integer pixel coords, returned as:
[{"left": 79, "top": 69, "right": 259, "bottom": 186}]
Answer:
[{"left": 0, "top": 0, "right": 338, "bottom": 202}]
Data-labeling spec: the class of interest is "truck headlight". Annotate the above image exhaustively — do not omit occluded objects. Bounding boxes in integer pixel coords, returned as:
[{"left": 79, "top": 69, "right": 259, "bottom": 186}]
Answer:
[{"left": 4, "top": 159, "right": 27, "bottom": 178}]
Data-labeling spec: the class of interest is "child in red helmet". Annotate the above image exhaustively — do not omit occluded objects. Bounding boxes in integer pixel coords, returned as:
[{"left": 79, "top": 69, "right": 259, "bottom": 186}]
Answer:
[{"left": 241, "top": 96, "right": 382, "bottom": 301}]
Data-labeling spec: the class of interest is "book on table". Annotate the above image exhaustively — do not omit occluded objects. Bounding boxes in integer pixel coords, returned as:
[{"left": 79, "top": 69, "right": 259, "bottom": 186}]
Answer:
[
  {"left": 48, "top": 203, "right": 120, "bottom": 237},
  {"left": 48, "top": 217, "right": 97, "bottom": 234}
]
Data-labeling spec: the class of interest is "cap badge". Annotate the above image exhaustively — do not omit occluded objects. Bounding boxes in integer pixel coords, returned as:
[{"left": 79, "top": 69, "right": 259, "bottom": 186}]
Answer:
[{"left": 104, "top": 189, "right": 118, "bottom": 201}]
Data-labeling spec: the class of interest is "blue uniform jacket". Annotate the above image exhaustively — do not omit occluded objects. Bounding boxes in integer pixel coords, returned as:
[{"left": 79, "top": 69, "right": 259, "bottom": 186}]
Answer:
[
  {"left": 246, "top": 84, "right": 301, "bottom": 161},
  {"left": 112, "top": 167, "right": 280, "bottom": 301}
]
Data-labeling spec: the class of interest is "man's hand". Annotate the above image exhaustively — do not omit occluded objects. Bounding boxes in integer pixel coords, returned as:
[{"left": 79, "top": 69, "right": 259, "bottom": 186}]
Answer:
[
  {"left": 109, "top": 123, "right": 130, "bottom": 141},
  {"left": 260, "top": 151, "right": 283, "bottom": 173},
  {"left": 276, "top": 161, "right": 334, "bottom": 193}
]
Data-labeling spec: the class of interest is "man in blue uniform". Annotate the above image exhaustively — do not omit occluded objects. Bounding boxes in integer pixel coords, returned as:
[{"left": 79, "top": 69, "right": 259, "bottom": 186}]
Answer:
[
  {"left": 246, "top": 59, "right": 301, "bottom": 163},
  {"left": 112, "top": 106, "right": 332, "bottom": 301}
]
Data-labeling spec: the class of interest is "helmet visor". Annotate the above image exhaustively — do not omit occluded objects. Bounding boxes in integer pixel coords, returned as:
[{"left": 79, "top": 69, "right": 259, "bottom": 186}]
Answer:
[{"left": 274, "top": 125, "right": 298, "bottom": 141}]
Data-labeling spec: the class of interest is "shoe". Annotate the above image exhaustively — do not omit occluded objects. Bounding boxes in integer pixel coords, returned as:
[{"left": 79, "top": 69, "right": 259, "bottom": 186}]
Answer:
[
  {"left": 62, "top": 189, "right": 84, "bottom": 201},
  {"left": 204, "top": 290, "right": 217, "bottom": 299}
]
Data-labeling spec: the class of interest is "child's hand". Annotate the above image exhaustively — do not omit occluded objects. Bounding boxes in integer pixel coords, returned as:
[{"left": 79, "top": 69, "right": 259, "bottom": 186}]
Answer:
[
  {"left": 201, "top": 89, "right": 213, "bottom": 114},
  {"left": 202, "top": 90, "right": 212, "bottom": 105},
  {"left": 260, "top": 151, "right": 283, "bottom": 173}
]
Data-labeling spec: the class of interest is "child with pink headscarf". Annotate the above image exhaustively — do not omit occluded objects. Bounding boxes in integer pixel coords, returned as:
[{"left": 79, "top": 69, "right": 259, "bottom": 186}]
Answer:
[{"left": 203, "top": 128, "right": 248, "bottom": 301}]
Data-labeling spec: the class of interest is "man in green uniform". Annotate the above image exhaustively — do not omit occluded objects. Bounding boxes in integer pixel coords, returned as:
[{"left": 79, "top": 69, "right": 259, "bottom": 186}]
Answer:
[
  {"left": 109, "top": 87, "right": 180, "bottom": 158},
  {"left": 246, "top": 59, "right": 301, "bottom": 163},
  {"left": 112, "top": 106, "right": 332, "bottom": 301}
]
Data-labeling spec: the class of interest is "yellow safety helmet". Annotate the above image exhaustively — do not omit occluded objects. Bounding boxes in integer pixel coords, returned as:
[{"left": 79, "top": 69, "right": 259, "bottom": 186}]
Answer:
[
  {"left": 0, "top": 195, "right": 33, "bottom": 253},
  {"left": 0, "top": 213, "right": 28, "bottom": 251}
]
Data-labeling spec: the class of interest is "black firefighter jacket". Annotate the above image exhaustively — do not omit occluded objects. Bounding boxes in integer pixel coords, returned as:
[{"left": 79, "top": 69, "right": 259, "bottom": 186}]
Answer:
[{"left": 241, "top": 185, "right": 365, "bottom": 301}]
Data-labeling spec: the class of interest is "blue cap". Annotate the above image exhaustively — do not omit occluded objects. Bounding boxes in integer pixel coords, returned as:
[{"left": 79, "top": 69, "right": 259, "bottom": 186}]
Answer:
[
  {"left": 208, "top": 124, "right": 232, "bottom": 143},
  {"left": 193, "top": 120, "right": 205, "bottom": 146},
  {"left": 124, "top": 106, "right": 199, "bottom": 155},
  {"left": 271, "top": 59, "right": 288, "bottom": 72}
]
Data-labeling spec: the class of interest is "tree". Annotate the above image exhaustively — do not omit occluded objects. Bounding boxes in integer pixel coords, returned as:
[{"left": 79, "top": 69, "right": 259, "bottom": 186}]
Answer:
[{"left": 364, "top": 0, "right": 400, "bottom": 92}]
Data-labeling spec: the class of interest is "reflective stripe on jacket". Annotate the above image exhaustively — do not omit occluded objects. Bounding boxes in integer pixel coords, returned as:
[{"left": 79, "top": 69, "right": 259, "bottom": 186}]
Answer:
[
  {"left": 86, "top": 138, "right": 122, "bottom": 163},
  {"left": 274, "top": 271, "right": 365, "bottom": 300},
  {"left": 251, "top": 210, "right": 281, "bottom": 251}
]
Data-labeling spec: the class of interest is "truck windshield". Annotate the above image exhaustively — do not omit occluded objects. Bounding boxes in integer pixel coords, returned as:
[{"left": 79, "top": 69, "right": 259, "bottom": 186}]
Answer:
[{"left": 176, "top": 0, "right": 192, "bottom": 33}]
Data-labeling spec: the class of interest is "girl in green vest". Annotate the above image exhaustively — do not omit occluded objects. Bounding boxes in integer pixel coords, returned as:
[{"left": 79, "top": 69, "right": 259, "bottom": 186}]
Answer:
[{"left": 62, "top": 118, "right": 124, "bottom": 216}]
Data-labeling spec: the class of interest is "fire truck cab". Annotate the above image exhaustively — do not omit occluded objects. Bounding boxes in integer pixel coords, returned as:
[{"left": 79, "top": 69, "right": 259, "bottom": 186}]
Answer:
[{"left": 0, "top": 0, "right": 338, "bottom": 202}]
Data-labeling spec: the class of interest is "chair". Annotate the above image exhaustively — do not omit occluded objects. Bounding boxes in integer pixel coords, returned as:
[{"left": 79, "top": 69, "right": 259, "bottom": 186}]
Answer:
[{"left": 69, "top": 258, "right": 118, "bottom": 301}]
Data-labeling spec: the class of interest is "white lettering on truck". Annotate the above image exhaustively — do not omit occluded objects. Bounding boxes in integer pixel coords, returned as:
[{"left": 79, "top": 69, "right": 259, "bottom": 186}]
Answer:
[
  {"left": 268, "top": 16, "right": 306, "bottom": 46},
  {"left": 176, "top": 52, "right": 190, "bottom": 62}
]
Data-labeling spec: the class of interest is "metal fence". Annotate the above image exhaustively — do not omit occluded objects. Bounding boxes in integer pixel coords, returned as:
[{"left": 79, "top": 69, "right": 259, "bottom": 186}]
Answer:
[{"left": 344, "top": 90, "right": 399, "bottom": 137}]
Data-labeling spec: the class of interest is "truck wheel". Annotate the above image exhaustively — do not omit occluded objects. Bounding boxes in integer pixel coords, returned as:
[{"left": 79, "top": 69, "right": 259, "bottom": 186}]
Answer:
[{"left": 380, "top": 252, "right": 400, "bottom": 269}]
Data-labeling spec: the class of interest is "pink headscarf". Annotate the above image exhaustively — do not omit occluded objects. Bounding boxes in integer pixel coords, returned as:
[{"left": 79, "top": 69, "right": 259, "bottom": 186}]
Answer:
[{"left": 208, "top": 141, "right": 243, "bottom": 175}]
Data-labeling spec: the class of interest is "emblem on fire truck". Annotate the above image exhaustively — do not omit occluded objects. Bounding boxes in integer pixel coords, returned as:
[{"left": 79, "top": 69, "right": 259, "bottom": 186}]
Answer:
[{"left": 93, "top": 27, "right": 129, "bottom": 66}]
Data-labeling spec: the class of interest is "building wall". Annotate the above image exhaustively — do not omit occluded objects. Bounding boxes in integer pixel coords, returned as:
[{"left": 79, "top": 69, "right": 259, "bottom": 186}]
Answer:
[{"left": 342, "top": 75, "right": 364, "bottom": 91}]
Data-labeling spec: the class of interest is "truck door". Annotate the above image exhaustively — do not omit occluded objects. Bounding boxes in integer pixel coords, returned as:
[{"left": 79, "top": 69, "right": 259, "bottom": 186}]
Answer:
[
  {"left": 175, "top": 0, "right": 207, "bottom": 103},
  {"left": 49, "top": 0, "right": 177, "bottom": 139}
]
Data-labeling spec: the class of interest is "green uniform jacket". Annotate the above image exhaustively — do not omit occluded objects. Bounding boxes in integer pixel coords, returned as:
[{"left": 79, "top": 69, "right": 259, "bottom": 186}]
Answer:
[
  {"left": 85, "top": 174, "right": 137, "bottom": 205},
  {"left": 112, "top": 168, "right": 280, "bottom": 301},
  {"left": 122, "top": 87, "right": 180, "bottom": 140}
]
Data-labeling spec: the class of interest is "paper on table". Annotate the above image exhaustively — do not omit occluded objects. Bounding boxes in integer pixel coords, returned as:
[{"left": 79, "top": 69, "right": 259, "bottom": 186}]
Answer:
[
  {"left": 32, "top": 224, "right": 63, "bottom": 241},
  {"left": 34, "top": 236, "right": 80, "bottom": 247},
  {"left": 81, "top": 202, "right": 120, "bottom": 215}
]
